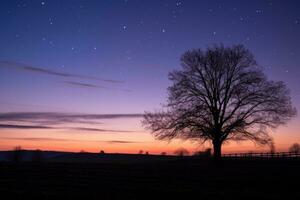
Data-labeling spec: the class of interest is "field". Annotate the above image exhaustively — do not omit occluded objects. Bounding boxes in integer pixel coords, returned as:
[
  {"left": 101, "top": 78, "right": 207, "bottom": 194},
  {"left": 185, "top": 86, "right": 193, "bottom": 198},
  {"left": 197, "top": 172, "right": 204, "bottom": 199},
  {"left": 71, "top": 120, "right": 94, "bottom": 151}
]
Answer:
[{"left": 0, "top": 153, "right": 299, "bottom": 199}]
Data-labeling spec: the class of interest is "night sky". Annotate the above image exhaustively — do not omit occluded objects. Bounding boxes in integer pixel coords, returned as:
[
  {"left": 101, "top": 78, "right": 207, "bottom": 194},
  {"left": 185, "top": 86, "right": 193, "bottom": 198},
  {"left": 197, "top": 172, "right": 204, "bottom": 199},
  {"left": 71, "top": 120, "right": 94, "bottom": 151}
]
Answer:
[{"left": 0, "top": 0, "right": 299, "bottom": 154}]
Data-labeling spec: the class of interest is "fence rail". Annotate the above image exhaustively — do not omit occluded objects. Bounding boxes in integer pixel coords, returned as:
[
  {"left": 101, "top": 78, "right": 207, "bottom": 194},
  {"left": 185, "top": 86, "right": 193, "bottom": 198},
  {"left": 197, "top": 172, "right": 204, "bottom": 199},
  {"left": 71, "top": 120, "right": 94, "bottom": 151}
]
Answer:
[{"left": 222, "top": 152, "right": 300, "bottom": 159}]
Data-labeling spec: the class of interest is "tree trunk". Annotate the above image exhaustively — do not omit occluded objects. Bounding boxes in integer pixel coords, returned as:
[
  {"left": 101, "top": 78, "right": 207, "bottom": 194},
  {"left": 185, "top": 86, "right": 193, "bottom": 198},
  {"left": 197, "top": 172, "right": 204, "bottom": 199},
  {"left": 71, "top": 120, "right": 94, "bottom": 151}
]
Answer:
[{"left": 213, "top": 140, "right": 222, "bottom": 161}]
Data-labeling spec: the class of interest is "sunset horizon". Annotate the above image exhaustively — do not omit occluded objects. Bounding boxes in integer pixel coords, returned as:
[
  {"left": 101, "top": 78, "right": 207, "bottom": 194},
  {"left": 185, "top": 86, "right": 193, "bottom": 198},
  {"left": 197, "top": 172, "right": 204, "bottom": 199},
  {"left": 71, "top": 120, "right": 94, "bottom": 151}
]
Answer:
[
  {"left": 1, "top": 0, "right": 299, "bottom": 155},
  {"left": 1, "top": 1, "right": 300, "bottom": 199}
]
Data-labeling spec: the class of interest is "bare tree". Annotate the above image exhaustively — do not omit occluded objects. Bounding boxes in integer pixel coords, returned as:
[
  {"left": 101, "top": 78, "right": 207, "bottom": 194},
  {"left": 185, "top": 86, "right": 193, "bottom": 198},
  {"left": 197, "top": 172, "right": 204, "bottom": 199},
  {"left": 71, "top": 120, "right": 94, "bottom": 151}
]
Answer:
[
  {"left": 269, "top": 142, "right": 276, "bottom": 154},
  {"left": 143, "top": 44, "right": 296, "bottom": 160},
  {"left": 289, "top": 143, "right": 300, "bottom": 153}
]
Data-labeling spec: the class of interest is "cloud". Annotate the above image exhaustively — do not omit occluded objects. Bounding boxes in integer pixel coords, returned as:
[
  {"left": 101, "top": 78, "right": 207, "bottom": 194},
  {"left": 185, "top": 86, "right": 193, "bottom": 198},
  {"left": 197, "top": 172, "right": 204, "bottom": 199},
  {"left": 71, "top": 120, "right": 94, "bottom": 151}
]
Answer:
[
  {"left": 65, "top": 81, "right": 104, "bottom": 88},
  {"left": 0, "top": 124, "right": 53, "bottom": 129},
  {"left": 0, "top": 137, "right": 141, "bottom": 144},
  {"left": 0, "top": 112, "right": 143, "bottom": 132},
  {"left": 0, "top": 137, "right": 72, "bottom": 142},
  {"left": 0, "top": 123, "right": 136, "bottom": 133},
  {"left": 0, "top": 112, "right": 143, "bottom": 123},
  {"left": 0, "top": 61, "right": 124, "bottom": 84},
  {"left": 70, "top": 127, "right": 135, "bottom": 133},
  {"left": 105, "top": 140, "right": 140, "bottom": 144},
  {"left": 64, "top": 81, "right": 132, "bottom": 92}
]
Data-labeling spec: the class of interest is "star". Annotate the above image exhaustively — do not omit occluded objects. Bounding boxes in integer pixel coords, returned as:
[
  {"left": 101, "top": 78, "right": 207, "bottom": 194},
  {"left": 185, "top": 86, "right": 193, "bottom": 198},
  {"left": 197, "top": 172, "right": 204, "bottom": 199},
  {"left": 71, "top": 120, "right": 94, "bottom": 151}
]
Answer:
[
  {"left": 162, "top": 29, "right": 166, "bottom": 33},
  {"left": 255, "top": 9, "right": 263, "bottom": 14},
  {"left": 41, "top": 1, "right": 45, "bottom": 6},
  {"left": 123, "top": 25, "right": 127, "bottom": 30},
  {"left": 49, "top": 18, "right": 53, "bottom": 25},
  {"left": 213, "top": 31, "right": 216, "bottom": 36},
  {"left": 176, "top": 2, "right": 182, "bottom": 7}
]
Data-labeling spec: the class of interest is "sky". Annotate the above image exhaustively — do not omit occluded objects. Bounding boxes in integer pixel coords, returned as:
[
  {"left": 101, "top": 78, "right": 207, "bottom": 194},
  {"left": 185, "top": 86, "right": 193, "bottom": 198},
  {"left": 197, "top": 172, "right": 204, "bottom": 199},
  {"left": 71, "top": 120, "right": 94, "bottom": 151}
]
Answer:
[{"left": 0, "top": 0, "right": 300, "bottom": 154}]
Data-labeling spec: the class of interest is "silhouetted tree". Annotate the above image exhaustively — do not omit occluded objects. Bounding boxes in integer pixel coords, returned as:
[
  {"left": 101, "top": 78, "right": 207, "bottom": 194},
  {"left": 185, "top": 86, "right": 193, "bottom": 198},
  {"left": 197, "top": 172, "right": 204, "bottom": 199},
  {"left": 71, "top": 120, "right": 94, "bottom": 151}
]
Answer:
[
  {"left": 100, "top": 150, "right": 105, "bottom": 154},
  {"left": 289, "top": 143, "right": 300, "bottom": 153},
  {"left": 138, "top": 150, "right": 144, "bottom": 154},
  {"left": 269, "top": 142, "right": 276, "bottom": 154},
  {"left": 143, "top": 44, "right": 296, "bottom": 160},
  {"left": 12, "top": 146, "right": 23, "bottom": 162},
  {"left": 161, "top": 152, "right": 167, "bottom": 156},
  {"left": 174, "top": 148, "right": 189, "bottom": 156}
]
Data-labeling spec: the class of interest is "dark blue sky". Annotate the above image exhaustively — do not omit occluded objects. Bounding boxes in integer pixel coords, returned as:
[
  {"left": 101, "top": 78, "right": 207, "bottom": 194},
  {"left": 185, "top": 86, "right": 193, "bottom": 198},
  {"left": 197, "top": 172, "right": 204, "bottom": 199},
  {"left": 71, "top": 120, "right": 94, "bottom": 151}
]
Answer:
[{"left": 0, "top": 0, "right": 299, "bottom": 114}]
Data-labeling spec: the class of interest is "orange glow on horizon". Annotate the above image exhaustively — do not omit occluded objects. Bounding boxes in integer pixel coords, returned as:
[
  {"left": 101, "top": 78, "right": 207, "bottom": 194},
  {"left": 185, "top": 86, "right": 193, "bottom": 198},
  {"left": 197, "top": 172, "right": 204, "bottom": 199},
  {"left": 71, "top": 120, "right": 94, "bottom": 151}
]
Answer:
[{"left": 0, "top": 117, "right": 299, "bottom": 155}]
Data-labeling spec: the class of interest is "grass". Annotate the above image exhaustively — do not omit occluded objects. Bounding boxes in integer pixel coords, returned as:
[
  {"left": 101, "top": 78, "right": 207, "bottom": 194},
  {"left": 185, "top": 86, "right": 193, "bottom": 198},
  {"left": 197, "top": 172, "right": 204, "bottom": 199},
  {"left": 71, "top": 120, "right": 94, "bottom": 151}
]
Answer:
[{"left": 0, "top": 156, "right": 299, "bottom": 199}]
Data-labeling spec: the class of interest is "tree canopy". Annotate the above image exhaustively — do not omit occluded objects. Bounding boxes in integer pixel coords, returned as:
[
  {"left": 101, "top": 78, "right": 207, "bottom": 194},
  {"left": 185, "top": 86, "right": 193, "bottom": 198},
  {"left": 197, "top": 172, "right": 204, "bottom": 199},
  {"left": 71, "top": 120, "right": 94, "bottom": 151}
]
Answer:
[{"left": 143, "top": 44, "right": 296, "bottom": 159}]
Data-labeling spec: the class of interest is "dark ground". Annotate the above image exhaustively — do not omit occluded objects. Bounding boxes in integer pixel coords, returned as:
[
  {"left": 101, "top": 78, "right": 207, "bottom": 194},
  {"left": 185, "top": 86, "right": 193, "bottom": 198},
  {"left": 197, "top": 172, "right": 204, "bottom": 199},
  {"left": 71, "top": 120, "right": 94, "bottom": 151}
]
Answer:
[{"left": 0, "top": 156, "right": 299, "bottom": 199}]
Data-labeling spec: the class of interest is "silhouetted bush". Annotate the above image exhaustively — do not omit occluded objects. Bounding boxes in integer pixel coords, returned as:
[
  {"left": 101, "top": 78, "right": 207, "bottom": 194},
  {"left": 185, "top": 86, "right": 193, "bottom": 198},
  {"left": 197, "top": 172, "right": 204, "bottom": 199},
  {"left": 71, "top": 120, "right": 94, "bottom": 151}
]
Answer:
[
  {"left": 174, "top": 148, "right": 189, "bottom": 156},
  {"left": 100, "top": 150, "right": 105, "bottom": 154},
  {"left": 194, "top": 148, "right": 211, "bottom": 157}
]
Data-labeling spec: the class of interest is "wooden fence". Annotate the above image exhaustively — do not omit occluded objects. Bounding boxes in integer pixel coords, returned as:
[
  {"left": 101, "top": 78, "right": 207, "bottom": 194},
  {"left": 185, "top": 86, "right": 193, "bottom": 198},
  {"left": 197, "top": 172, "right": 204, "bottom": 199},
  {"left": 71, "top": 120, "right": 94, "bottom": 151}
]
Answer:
[{"left": 222, "top": 152, "right": 300, "bottom": 160}]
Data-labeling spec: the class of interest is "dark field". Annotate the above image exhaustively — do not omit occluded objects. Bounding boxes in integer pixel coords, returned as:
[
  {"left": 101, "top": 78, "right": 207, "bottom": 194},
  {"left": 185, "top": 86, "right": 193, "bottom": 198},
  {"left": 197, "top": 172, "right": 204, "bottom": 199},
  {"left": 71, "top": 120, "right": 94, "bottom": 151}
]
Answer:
[{"left": 0, "top": 156, "right": 299, "bottom": 199}]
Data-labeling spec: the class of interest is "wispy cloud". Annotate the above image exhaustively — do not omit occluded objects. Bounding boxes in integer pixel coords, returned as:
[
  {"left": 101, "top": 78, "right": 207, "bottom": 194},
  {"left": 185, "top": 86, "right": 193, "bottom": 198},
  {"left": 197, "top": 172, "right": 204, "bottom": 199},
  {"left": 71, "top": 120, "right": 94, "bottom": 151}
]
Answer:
[
  {"left": 0, "top": 112, "right": 143, "bottom": 132},
  {"left": 0, "top": 61, "right": 124, "bottom": 84},
  {"left": 70, "top": 127, "right": 135, "bottom": 133},
  {"left": 0, "top": 112, "right": 143, "bottom": 124},
  {"left": 0, "top": 124, "right": 53, "bottom": 129},
  {"left": 65, "top": 81, "right": 104, "bottom": 88},
  {"left": 0, "top": 137, "right": 141, "bottom": 144},
  {"left": 0, "top": 137, "right": 72, "bottom": 142},
  {"left": 65, "top": 81, "right": 132, "bottom": 92},
  {"left": 0, "top": 123, "right": 136, "bottom": 133},
  {"left": 105, "top": 140, "right": 140, "bottom": 144}
]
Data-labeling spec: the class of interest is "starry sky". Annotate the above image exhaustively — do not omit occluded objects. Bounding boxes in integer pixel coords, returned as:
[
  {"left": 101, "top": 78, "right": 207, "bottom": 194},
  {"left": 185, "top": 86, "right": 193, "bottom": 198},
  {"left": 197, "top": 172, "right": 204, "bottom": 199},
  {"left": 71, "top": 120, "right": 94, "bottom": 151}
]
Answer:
[{"left": 0, "top": 0, "right": 299, "bottom": 154}]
